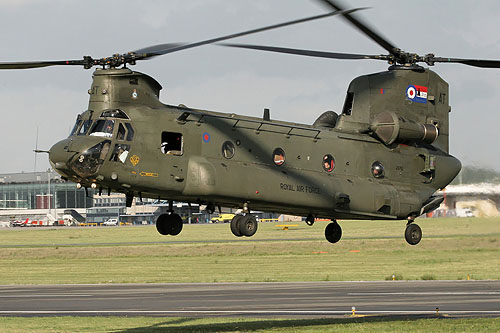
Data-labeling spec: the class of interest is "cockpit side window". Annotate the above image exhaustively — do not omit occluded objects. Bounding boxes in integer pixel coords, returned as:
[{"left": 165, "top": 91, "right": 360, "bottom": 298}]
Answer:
[
  {"left": 78, "top": 119, "right": 93, "bottom": 136},
  {"left": 117, "top": 123, "right": 126, "bottom": 141},
  {"left": 342, "top": 92, "right": 354, "bottom": 116},
  {"left": 161, "top": 132, "right": 183, "bottom": 155},
  {"left": 109, "top": 143, "right": 130, "bottom": 163},
  {"left": 89, "top": 119, "right": 115, "bottom": 138},
  {"left": 125, "top": 123, "right": 134, "bottom": 141}
]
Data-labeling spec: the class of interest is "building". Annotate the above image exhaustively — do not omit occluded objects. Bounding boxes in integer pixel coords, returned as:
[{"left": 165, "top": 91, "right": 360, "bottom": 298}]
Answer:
[
  {"left": 439, "top": 184, "right": 500, "bottom": 217},
  {"left": 0, "top": 170, "right": 202, "bottom": 225},
  {"left": 0, "top": 170, "right": 96, "bottom": 223},
  {"left": 0, "top": 170, "right": 95, "bottom": 210}
]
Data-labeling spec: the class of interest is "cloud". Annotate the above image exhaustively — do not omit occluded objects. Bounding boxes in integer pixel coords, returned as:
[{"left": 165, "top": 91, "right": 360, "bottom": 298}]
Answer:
[
  {"left": 0, "top": 85, "right": 84, "bottom": 173},
  {"left": 165, "top": 71, "right": 335, "bottom": 124},
  {"left": 0, "top": 0, "right": 45, "bottom": 7}
]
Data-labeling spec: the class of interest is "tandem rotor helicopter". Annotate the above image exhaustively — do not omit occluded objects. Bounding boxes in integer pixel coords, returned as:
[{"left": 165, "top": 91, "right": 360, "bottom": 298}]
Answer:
[{"left": 2, "top": 0, "right": 499, "bottom": 245}]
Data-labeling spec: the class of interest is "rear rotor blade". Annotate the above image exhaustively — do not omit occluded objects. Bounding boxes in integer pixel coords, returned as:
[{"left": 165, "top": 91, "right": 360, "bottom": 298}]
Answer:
[
  {"left": 431, "top": 57, "right": 500, "bottom": 68},
  {"left": 316, "top": 0, "right": 397, "bottom": 55},
  {"left": 220, "top": 43, "right": 386, "bottom": 61},
  {"left": 132, "top": 8, "right": 367, "bottom": 59}
]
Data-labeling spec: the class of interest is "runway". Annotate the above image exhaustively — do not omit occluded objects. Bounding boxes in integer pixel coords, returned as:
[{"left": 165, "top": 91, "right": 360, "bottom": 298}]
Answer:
[{"left": 0, "top": 281, "right": 499, "bottom": 317}]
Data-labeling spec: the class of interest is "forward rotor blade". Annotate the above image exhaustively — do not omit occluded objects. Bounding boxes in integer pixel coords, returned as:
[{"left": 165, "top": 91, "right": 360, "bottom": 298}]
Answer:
[
  {"left": 432, "top": 57, "right": 500, "bottom": 68},
  {"left": 0, "top": 7, "right": 369, "bottom": 69},
  {"left": 220, "top": 43, "right": 385, "bottom": 61},
  {"left": 316, "top": 0, "right": 397, "bottom": 55},
  {"left": 132, "top": 7, "right": 367, "bottom": 59},
  {"left": 131, "top": 43, "right": 184, "bottom": 57},
  {"left": 0, "top": 60, "right": 86, "bottom": 70}
]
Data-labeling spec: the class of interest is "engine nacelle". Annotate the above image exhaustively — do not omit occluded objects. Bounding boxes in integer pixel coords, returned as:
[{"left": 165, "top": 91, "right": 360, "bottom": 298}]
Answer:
[{"left": 370, "top": 111, "right": 438, "bottom": 145}]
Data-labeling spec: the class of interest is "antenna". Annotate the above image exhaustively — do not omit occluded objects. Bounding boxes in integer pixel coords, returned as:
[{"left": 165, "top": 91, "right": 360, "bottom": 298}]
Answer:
[{"left": 34, "top": 126, "right": 39, "bottom": 173}]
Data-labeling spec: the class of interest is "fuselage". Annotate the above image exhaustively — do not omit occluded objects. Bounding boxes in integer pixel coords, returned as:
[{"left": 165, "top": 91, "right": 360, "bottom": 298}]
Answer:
[{"left": 49, "top": 68, "right": 461, "bottom": 221}]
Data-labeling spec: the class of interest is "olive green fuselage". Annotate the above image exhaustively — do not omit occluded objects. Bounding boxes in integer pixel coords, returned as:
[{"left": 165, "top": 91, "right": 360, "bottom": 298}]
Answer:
[{"left": 49, "top": 68, "right": 461, "bottom": 221}]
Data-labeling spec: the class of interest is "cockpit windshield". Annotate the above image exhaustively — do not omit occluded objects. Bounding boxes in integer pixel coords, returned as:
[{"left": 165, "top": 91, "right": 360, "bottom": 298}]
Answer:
[
  {"left": 78, "top": 119, "right": 93, "bottom": 136},
  {"left": 89, "top": 119, "right": 115, "bottom": 138}
]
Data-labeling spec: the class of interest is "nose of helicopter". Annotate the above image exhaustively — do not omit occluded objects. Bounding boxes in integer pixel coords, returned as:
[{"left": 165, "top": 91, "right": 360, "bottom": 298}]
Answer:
[{"left": 49, "top": 138, "right": 72, "bottom": 172}]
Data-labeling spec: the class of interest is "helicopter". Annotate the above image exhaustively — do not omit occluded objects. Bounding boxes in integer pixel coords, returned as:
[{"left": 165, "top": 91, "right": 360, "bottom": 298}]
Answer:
[{"left": 1, "top": 0, "right": 499, "bottom": 245}]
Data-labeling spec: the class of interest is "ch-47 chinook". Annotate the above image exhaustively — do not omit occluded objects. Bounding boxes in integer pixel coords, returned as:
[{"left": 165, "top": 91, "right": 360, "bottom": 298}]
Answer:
[{"left": 2, "top": 0, "right": 499, "bottom": 246}]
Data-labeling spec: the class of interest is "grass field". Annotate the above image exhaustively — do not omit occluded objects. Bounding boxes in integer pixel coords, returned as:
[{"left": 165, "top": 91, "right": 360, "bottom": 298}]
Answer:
[
  {"left": 0, "top": 217, "right": 499, "bottom": 332},
  {"left": 0, "top": 217, "right": 499, "bottom": 284},
  {"left": 0, "top": 316, "right": 499, "bottom": 332}
]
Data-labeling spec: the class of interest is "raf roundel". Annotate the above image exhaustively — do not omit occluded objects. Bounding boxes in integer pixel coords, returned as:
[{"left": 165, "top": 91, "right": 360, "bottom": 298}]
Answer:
[
  {"left": 406, "top": 84, "right": 428, "bottom": 103},
  {"left": 406, "top": 85, "right": 416, "bottom": 99}
]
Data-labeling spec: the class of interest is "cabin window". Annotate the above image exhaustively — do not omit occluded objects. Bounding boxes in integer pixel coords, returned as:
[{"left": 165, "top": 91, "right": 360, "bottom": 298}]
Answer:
[
  {"left": 89, "top": 119, "right": 115, "bottom": 138},
  {"left": 222, "top": 141, "right": 235, "bottom": 159},
  {"left": 272, "top": 148, "right": 286, "bottom": 166},
  {"left": 323, "top": 154, "right": 335, "bottom": 172},
  {"left": 342, "top": 92, "right": 354, "bottom": 116},
  {"left": 100, "top": 109, "right": 130, "bottom": 119},
  {"left": 78, "top": 119, "right": 94, "bottom": 136},
  {"left": 109, "top": 143, "right": 130, "bottom": 163},
  {"left": 371, "top": 161, "right": 385, "bottom": 178},
  {"left": 161, "top": 132, "right": 183, "bottom": 155}
]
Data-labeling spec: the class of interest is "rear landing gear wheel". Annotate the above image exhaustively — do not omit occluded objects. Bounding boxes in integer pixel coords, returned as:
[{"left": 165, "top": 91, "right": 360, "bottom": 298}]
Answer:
[
  {"left": 169, "top": 214, "right": 183, "bottom": 236},
  {"left": 239, "top": 214, "right": 258, "bottom": 237},
  {"left": 305, "top": 214, "right": 315, "bottom": 226},
  {"left": 405, "top": 223, "right": 422, "bottom": 245},
  {"left": 156, "top": 214, "right": 169, "bottom": 235},
  {"left": 325, "top": 220, "right": 342, "bottom": 244},
  {"left": 156, "top": 213, "right": 183, "bottom": 236},
  {"left": 230, "top": 215, "right": 244, "bottom": 237}
]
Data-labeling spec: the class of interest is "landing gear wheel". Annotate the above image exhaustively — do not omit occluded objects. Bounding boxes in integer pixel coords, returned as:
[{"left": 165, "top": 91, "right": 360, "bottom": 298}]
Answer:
[
  {"left": 325, "top": 220, "right": 342, "bottom": 244},
  {"left": 405, "top": 223, "right": 422, "bottom": 245},
  {"left": 305, "top": 214, "right": 315, "bottom": 226},
  {"left": 168, "top": 214, "right": 183, "bottom": 236},
  {"left": 239, "top": 214, "right": 258, "bottom": 237},
  {"left": 156, "top": 213, "right": 183, "bottom": 236},
  {"left": 156, "top": 214, "right": 170, "bottom": 235},
  {"left": 230, "top": 215, "right": 244, "bottom": 237}
]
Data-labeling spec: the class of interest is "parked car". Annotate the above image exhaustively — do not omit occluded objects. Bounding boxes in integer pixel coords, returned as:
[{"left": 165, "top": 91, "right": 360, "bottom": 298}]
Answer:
[
  {"left": 456, "top": 208, "right": 474, "bottom": 218},
  {"left": 210, "top": 214, "right": 235, "bottom": 223},
  {"left": 103, "top": 218, "right": 118, "bottom": 226}
]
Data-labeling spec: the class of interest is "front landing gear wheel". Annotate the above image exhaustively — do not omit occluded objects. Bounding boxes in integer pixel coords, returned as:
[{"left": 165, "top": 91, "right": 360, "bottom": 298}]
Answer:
[
  {"left": 156, "top": 213, "right": 183, "bottom": 236},
  {"left": 305, "top": 214, "right": 315, "bottom": 226},
  {"left": 325, "top": 220, "right": 342, "bottom": 244},
  {"left": 230, "top": 215, "right": 244, "bottom": 237},
  {"left": 405, "top": 223, "right": 422, "bottom": 245}
]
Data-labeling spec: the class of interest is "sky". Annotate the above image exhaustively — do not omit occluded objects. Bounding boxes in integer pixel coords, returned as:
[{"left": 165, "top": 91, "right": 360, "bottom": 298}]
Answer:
[{"left": 1, "top": 0, "right": 500, "bottom": 173}]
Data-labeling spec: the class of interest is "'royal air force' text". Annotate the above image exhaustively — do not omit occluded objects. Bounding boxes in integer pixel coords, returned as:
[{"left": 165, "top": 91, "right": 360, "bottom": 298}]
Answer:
[{"left": 280, "top": 183, "right": 320, "bottom": 194}]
